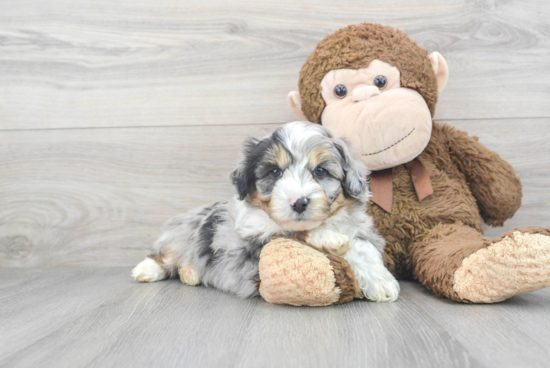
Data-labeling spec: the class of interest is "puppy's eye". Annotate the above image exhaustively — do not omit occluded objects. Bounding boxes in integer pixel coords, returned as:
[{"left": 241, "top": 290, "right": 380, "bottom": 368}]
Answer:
[
  {"left": 313, "top": 167, "right": 327, "bottom": 178},
  {"left": 270, "top": 168, "right": 283, "bottom": 179},
  {"left": 374, "top": 75, "right": 387, "bottom": 89},
  {"left": 333, "top": 84, "right": 347, "bottom": 99}
]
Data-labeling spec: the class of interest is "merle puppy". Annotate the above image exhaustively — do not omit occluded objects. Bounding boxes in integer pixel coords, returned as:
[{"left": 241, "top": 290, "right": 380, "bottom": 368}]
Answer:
[{"left": 132, "top": 122, "right": 399, "bottom": 302}]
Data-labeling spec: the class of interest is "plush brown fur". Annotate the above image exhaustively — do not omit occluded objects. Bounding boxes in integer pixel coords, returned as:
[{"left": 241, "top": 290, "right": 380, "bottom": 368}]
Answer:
[
  {"left": 326, "top": 253, "right": 363, "bottom": 304},
  {"left": 368, "top": 122, "right": 522, "bottom": 279},
  {"left": 367, "top": 121, "right": 542, "bottom": 302},
  {"left": 412, "top": 225, "right": 550, "bottom": 302},
  {"left": 410, "top": 223, "right": 486, "bottom": 302},
  {"left": 257, "top": 23, "right": 550, "bottom": 305},
  {"left": 298, "top": 23, "right": 439, "bottom": 123}
]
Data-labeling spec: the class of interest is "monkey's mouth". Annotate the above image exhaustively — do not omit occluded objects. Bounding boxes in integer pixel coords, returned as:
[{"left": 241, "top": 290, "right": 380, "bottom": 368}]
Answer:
[{"left": 362, "top": 128, "right": 415, "bottom": 156}]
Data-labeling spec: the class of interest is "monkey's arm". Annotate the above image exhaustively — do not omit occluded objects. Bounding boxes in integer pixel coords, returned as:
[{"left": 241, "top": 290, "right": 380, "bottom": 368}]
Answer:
[{"left": 445, "top": 125, "right": 522, "bottom": 227}]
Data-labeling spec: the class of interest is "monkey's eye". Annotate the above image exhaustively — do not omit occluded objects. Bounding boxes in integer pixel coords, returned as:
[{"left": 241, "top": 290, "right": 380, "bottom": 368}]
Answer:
[
  {"left": 333, "top": 84, "right": 347, "bottom": 99},
  {"left": 270, "top": 168, "right": 283, "bottom": 179},
  {"left": 313, "top": 167, "right": 327, "bottom": 178},
  {"left": 374, "top": 75, "right": 387, "bottom": 89}
]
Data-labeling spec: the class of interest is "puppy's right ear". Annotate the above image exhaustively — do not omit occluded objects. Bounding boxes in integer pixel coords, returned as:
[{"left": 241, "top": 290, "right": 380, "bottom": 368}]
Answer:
[{"left": 230, "top": 138, "right": 259, "bottom": 200}]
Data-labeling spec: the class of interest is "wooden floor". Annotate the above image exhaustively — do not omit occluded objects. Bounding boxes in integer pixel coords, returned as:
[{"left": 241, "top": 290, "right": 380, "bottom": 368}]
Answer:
[
  {"left": 2, "top": 0, "right": 550, "bottom": 367},
  {"left": 1, "top": 268, "right": 549, "bottom": 368}
]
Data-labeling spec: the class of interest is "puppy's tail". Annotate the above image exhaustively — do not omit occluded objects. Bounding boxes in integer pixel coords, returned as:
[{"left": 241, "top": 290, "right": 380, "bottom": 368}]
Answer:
[{"left": 131, "top": 256, "right": 168, "bottom": 283}]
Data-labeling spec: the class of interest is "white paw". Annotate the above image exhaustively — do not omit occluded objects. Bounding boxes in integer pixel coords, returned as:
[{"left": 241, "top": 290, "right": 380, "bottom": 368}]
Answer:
[
  {"left": 306, "top": 229, "right": 350, "bottom": 256},
  {"left": 361, "top": 267, "right": 400, "bottom": 303},
  {"left": 179, "top": 264, "right": 201, "bottom": 286},
  {"left": 131, "top": 257, "right": 167, "bottom": 283}
]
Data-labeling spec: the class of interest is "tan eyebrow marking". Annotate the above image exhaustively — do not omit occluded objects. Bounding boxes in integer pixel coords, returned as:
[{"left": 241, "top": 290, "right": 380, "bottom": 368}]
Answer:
[
  {"left": 307, "top": 146, "right": 333, "bottom": 170},
  {"left": 266, "top": 144, "right": 292, "bottom": 169}
]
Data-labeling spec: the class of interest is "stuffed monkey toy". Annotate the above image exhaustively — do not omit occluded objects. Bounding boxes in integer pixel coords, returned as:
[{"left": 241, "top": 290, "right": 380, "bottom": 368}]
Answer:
[{"left": 257, "top": 23, "right": 550, "bottom": 305}]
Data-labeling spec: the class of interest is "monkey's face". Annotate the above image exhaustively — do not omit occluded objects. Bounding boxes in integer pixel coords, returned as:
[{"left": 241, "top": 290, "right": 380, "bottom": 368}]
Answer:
[{"left": 319, "top": 60, "right": 433, "bottom": 171}]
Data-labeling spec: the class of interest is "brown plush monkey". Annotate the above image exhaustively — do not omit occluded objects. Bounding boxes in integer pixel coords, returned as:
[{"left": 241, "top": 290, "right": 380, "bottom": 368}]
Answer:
[{"left": 258, "top": 23, "right": 550, "bottom": 305}]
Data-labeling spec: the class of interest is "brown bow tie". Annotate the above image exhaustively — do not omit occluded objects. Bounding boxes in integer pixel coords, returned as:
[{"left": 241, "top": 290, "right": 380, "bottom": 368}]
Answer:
[{"left": 369, "top": 158, "right": 433, "bottom": 213}]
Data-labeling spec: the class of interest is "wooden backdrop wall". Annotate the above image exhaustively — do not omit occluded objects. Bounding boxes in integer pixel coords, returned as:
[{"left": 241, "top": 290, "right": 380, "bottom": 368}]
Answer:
[{"left": 1, "top": 0, "right": 549, "bottom": 267}]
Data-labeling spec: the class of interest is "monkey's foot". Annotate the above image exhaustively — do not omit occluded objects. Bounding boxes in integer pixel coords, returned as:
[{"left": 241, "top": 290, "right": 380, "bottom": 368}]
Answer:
[
  {"left": 258, "top": 238, "right": 362, "bottom": 306},
  {"left": 453, "top": 229, "right": 550, "bottom": 303}
]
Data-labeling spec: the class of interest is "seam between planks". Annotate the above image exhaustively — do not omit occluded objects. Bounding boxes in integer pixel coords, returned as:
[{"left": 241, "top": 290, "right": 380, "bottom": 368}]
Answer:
[{"left": 0, "top": 116, "right": 548, "bottom": 133}]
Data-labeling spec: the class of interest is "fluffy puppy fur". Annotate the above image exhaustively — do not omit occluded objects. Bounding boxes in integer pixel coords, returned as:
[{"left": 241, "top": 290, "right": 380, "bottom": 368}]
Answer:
[{"left": 132, "top": 122, "right": 399, "bottom": 302}]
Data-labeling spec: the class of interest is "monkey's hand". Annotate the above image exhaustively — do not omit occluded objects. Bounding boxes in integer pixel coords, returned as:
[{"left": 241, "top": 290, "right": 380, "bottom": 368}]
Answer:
[
  {"left": 446, "top": 124, "right": 522, "bottom": 226},
  {"left": 305, "top": 229, "right": 350, "bottom": 256}
]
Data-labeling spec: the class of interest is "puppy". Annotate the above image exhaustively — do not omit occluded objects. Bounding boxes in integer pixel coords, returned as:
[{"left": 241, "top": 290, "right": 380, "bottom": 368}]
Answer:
[{"left": 132, "top": 122, "right": 399, "bottom": 302}]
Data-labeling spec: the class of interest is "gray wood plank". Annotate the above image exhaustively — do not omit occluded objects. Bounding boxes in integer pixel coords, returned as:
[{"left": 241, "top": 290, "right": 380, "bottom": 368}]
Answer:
[
  {"left": 0, "top": 267, "right": 41, "bottom": 290},
  {"left": 1, "top": 119, "right": 549, "bottom": 267},
  {"left": 0, "top": 267, "right": 134, "bottom": 359},
  {"left": 4, "top": 270, "right": 549, "bottom": 368},
  {"left": 400, "top": 282, "right": 550, "bottom": 368},
  {"left": 0, "top": 0, "right": 549, "bottom": 130},
  {"left": 0, "top": 272, "right": 485, "bottom": 368},
  {"left": 234, "top": 292, "right": 479, "bottom": 368},
  {"left": 1, "top": 277, "right": 264, "bottom": 368},
  {"left": 0, "top": 123, "right": 276, "bottom": 268}
]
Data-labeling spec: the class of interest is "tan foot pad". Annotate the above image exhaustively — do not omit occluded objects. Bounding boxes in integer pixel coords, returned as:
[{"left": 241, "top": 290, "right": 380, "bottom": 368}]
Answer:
[
  {"left": 258, "top": 238, "right": 360, "bottom": 306},
  {"left": 453, "top": 231, "right": 550, "bottom": 303}
]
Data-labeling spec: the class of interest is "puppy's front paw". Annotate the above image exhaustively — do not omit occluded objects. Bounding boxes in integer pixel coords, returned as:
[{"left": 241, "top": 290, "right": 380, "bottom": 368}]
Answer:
[
  {"left": 362, "top": 267, "right": 400, "bottom": 303},
  {"left": 306, "top": 229, "right": 350, "bottom": 256}
]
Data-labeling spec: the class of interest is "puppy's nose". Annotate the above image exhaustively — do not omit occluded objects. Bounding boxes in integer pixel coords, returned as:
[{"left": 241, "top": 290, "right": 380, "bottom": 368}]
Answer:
[
  {"left": 352, "top": 85, "right": 380, "bottom": 102},
  {"left": 292, "top": 197, "right": 309, "bottom": 213}
]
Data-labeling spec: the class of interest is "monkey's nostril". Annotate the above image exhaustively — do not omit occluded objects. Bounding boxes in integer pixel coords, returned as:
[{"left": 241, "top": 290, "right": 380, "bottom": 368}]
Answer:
[{"left": 292, "top": 197, "right": 309, "bottom": 214}]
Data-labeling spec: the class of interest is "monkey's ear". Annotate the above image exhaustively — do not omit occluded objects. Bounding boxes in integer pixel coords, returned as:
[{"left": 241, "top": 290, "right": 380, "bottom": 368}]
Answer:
[
  {"left": 429, "top": 52, "right": 449, "bottom": 93},
  {"left": 287, "top": 91, "right": 309, "bottom": 121}
]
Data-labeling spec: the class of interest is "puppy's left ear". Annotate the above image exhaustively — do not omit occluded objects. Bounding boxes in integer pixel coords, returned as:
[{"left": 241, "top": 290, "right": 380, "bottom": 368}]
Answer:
[
  {"left": 230, "top": 138, "right": 259, "bottom": 200},
  {"left": 334, "top": 139, "right": 369, "bottom": 199}
]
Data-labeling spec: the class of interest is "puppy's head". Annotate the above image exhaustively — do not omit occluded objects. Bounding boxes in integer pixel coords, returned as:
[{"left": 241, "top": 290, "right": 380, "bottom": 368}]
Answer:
[{"left": 231, "top": 121, "right": 369, "bottom": 231}]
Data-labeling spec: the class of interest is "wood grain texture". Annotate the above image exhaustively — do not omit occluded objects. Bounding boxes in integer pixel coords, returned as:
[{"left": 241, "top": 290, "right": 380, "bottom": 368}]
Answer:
[
  {"left": 402, "top": 280, "right": 550, "bottom": 368},
  {"left": 2, "top": 269, "right": 550, "bottom": 368},
  {"left": 0, "top": 0, "right": 549, "bottom": 130},
  {"left": 1, "top": 119, "right": 549, "bottom": 267},
  {"left": 0, "top": 123, "right": 277, "bottom": 267},
  {"left": 0, "top": 268, "right": 134, "bottom": 360}
]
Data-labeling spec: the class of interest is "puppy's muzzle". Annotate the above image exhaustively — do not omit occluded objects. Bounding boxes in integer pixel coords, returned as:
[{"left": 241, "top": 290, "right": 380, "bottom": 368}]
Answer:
[{"left": 292, "top": 197, "right": 309, "bottom": 214}]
